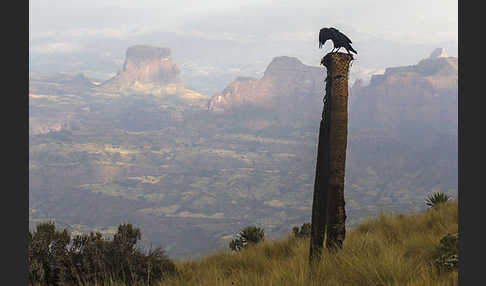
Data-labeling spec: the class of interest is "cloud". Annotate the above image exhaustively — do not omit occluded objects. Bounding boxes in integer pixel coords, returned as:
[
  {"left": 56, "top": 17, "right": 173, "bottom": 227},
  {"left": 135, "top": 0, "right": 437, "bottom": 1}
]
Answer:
[
  {"left": 30, "top": 42, "right": 84, "bottom": 54},
  {"left": 31, "top": 26, "right": 145, "bottom": 41},
  {"left": 64, "top": 28, "right": 130, "bottom": 39},
  {"left": 267, "top": 31, "right": 315, "bottom": 42}
]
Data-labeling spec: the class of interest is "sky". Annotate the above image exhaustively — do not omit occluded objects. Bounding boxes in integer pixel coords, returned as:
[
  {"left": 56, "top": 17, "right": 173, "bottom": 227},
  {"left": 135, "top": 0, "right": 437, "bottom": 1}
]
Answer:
[
  {"left": 29, "top": 0, "right": 458, "bottom": 91},
  {"left": 29, "top": 0, "right": 457, "bottom": 43}
]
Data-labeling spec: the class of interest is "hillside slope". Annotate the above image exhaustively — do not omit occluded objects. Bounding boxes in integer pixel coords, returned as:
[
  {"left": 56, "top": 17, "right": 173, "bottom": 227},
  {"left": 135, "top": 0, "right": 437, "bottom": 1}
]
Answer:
[{"left": 160, "top": 202, "right": 457, "bottom": 286}]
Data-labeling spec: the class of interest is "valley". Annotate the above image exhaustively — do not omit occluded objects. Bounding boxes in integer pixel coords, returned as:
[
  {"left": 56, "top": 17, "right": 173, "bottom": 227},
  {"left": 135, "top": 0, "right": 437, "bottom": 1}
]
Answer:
[{"left": 29, "top": 46, "right": 457, "bottom": 258}]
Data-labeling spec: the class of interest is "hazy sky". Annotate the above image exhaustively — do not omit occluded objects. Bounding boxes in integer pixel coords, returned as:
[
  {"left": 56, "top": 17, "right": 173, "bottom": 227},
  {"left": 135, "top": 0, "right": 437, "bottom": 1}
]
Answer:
[
  {"left": 29, "top": 0, "right": 458, "bottom": 84},
  {"left": 30, "top": 0, "right": 457, "bottom": 41}
]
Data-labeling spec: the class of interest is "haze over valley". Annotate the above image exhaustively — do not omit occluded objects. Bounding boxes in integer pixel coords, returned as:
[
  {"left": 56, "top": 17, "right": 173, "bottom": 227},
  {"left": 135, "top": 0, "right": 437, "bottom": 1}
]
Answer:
[{"left": 29, "top": 43, "right": 457, "bottom": 257}]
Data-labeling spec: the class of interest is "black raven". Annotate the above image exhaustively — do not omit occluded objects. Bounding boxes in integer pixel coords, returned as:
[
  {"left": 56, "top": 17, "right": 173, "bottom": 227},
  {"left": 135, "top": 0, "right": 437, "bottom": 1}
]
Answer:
[{"left": 319, "top": 27, "right": 357, "bottom": 55}]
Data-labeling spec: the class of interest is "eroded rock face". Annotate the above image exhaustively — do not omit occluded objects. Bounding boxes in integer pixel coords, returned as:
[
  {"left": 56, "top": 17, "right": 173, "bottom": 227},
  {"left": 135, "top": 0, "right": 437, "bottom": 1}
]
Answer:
[
  {"left": 209, "top": 50, "right": 457, "bottom": 148},
  {"left": 103, "top": 45, "right": 182, "bottom": 88},
  {"left": 429, "top": 47, "right": 448, "bottom": 59},
  {"left": 208, "top": 56, "right": 324, "bottom": 116},
  {"left": 98, "top": 45, "right": 209, "bottom": 103},
  {"left": 350, "top": 49, "right": 458, "bottom": 149}
]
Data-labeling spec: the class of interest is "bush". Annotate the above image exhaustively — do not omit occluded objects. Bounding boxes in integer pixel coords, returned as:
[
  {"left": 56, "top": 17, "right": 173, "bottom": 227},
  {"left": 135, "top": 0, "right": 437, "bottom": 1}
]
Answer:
[
  {"left": 28, "top": 222, "right": 176, "bottom": 285},
  {"left": 433, "top": 232, "right": 459, "bottom": 272},
  {"left": 229, "top": 226, "right": 265, "bottom": 252},
  {"left": 28, "top": 222, "right": 71, "bottom": 284},
  {"left": 425, "top": 192, "right": 450, "bottom": 208},
  {"left": 292, "top": 222, "right": 311, "bottom": 238}
]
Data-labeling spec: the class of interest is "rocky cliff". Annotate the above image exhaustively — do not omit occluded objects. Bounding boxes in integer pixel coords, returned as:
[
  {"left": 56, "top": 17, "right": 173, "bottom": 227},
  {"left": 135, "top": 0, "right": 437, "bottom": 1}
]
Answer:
[
  {"left": 349, "top": 48, "right": 458, "bottom": 149},
  {"left": 208, "top": 56, "right": 324, "bottom": 117},
  {"left": 209, "top": 49, "right": 457, "bottom": 147},
  {"left": 100, "top": 45, "right": 207, "bottom": 102},
  {"left": 103, "top": 45, "right": 182, "bottom": 88}
]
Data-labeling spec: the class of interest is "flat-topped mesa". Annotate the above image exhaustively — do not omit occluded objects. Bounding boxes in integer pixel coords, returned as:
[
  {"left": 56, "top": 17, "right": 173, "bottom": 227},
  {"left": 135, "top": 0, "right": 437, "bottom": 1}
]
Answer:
[
  {"left": 99, "top": 45, "right": 210, "bottom": 103},
  {"left": 125, "top": 45, "right": 171, "bottom": 62},
  {"left": 350, "top": 48, "right": 458, "bottom": 149},
  {"left": 374, "top": 48, "right": 457, "bottom": 83},
  {"left": 104, "top": 45, "right": 182, "bottom": 87}
]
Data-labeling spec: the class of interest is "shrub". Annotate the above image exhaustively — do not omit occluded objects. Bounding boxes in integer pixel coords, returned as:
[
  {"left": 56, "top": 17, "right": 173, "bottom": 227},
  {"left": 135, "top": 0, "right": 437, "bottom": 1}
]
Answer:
[
  {"left": 28, "top": 222, "right": 176, "bottom": 285},
  {"left": 292, "top": 222, "right": 311, "bottom": 238},
  {"left": 229, "top": 226, "right": 265, "bottom": 252},
  {"left": 28, "top": 222, "right": 71, "bottom": 285},
  {"left": 433, "top": 232, "right": 459, "bottom": 272},
  {"left": 425, "top": 192, "right": 450, "bottom": 208}
]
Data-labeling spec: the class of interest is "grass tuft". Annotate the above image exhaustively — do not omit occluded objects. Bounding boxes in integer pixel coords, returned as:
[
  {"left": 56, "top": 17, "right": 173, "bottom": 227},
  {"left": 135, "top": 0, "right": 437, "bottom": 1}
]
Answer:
[{"left": 159, "top": 201, "right": 458, "bottom": 286}]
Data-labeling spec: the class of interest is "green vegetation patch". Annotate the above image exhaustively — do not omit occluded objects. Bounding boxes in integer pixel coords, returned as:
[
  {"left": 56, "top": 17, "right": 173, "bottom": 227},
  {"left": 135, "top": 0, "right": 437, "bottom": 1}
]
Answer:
[{"left": 79, "top": 183, "right": 147, "bottom": 201}]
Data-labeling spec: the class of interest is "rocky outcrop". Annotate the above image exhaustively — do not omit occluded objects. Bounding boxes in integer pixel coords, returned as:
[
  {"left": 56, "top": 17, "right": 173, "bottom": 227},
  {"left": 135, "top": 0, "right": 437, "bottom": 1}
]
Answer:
[
  {"left": 208, "top": 56, "right": 324, "bottom": 116},
  {"left": 99, "top": 45, "right": 208, "bottom": 103},
  {"left": 349, "top": 48, "right": 458, "bottom": 149},
  {"left": 429, "top": 48, "right": 448, "bottom": 59},
  {"left": 209, "top": 49, "right": 457, "bottom": 147},
  {"left": 103, "top": 45, "right": 182, "bottom": 88}
]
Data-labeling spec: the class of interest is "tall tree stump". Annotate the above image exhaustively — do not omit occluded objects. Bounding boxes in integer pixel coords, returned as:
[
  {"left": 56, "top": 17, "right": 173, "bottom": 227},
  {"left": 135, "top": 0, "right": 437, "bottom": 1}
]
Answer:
[{"left": 309, "top": 52, "right": 352, "bottom": 263}]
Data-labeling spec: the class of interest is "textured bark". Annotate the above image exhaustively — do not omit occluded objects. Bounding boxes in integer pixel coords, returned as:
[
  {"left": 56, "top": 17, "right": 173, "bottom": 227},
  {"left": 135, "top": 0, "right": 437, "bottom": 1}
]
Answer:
[
  {"left": 309, "top": 83, "right": 331, "bottom": 262},
  {"left": 323, "top": 53, "right": 351, "bottom": 250},
  {"left": 309, "top": 53, "right": 352, "bottom": 262}
]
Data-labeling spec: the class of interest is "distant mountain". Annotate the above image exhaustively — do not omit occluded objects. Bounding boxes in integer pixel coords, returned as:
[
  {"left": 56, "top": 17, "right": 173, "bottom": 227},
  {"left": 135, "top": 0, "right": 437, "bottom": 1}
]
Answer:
[
  {"left": 208, "top": 49, "right": 457, "bottom": 145},
  {"left": 102, "top": 45, "right": 182, "bottom": 88},
  {"left": 29, "top": 72, "right": 96, "bottom": 135},
  {"left": 99, "top": 45, "right": 208, "bottom": 102},
  {"left": 350, "top": 48, "right": 457, "bottom": 149},
  {"left": 29, "top": 48, "right": 458, "bottom": 258},
  {"left": 29, "top": 72, "right": 96, "bottom": 93},
  {"left": 209, "top": 56, "right": 324, "bottom": 119},
  {"left": 206, "top": 48, "right": 458, "bottom": 213}
]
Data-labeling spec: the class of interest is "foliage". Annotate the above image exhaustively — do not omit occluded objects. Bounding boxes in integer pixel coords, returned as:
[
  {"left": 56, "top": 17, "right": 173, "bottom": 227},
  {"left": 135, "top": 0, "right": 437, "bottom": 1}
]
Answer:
[
  {"left": 28, "top": 222, "right": 71, "bottom": 285},
  {"left": 425, "top": 192, "right": 451, "bottom": 208},
  {"left": 433, "top": 232, "right": 459, "bottom": 272},
  {"left": 229, "top": 226, "right": 265, "bottom": 252},
  {"left": 292, "top": 222, "right": 311, "bottom": 239},
  {"left": 28, "top": 222, "right": 176, "bottom": 285}
]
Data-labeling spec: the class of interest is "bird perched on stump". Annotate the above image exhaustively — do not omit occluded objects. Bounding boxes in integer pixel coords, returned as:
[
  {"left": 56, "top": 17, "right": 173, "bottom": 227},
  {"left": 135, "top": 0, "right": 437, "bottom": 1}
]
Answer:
[{"left": 319, "top": 27, "right": 357, "bottom": 56}]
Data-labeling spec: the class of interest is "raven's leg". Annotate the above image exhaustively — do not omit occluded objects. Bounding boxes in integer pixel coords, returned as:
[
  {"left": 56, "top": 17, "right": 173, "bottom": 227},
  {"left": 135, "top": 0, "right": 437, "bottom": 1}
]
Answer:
[{"left": 336, "top": 47, "right": 341, "bottom": 53}]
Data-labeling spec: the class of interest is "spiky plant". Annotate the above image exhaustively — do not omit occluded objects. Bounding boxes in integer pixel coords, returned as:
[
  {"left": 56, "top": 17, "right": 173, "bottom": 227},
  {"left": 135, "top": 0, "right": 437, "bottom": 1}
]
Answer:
[
  {"left": 425, "top": 192, "right": 450, "bottom": 208},
  {"left": 229, "top": 226, "right": 265, "bottom": 252}
]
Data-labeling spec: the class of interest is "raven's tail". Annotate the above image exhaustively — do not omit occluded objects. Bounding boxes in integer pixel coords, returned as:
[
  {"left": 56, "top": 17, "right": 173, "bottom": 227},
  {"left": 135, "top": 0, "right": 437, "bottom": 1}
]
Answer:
[{"left": 348, "top": 45, "right": 357, "bottom": 54}]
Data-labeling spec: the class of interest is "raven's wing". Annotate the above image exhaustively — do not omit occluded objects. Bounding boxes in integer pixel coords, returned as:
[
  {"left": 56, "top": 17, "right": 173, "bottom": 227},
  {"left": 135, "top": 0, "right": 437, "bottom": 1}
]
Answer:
[
  {"left": 330, "top": 27, "right": 352, "bottom": 44},
  {"left": 331, "top": 28, "right": 357, "bottom": 53},
  {"left": 319, "top": 28, "right": 336, "bottom": 48}
]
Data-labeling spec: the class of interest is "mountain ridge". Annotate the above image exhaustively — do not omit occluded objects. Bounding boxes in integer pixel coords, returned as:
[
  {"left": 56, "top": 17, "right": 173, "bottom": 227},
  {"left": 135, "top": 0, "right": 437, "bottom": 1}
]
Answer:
[
  {"left": 29, "top": 47, "right": 458, "bottom": 258},
  {"left": 102, "top": 45, "right": 182, "bottom": 88},
  {"left": 208, "top": 56, "right": 324, "bottom": 116}
]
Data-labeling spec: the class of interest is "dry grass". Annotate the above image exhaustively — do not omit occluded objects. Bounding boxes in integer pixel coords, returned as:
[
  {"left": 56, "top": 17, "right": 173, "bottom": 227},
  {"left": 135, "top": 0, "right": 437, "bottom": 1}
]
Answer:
[
  {"left": 160, "top": 201, "right": 457, "bottom": 286},
  {"left": 59, "top": 202, "right": 457, "bottom": 286}
]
